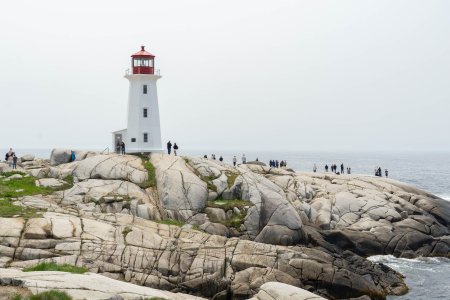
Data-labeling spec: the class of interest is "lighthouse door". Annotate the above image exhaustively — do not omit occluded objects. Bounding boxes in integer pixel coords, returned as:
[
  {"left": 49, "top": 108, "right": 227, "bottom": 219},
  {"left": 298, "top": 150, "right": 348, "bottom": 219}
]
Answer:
[{"left": 114, "top": 134, "right": 123, "bottom": 153}]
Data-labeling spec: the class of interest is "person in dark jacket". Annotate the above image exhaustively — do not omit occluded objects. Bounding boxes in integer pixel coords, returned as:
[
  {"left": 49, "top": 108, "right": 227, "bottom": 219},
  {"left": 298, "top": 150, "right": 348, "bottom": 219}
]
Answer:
[
  {"left": 121, "top": 141, "right": 126, "bottom": 154},
  {"left": 12, "top": 154, "right": 18, "bottom": 169},
  {"left": 167, "top": 141, "right": 172, "bottom": 155},
  {"left": 173, "top": 143, "right": 179, "bottom": 156}
]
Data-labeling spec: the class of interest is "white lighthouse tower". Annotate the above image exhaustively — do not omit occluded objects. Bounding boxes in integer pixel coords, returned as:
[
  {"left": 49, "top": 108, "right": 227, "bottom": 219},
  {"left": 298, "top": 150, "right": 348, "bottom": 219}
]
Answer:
[{"left": 113, "top": 46, "right": 163, "bottom": 153}]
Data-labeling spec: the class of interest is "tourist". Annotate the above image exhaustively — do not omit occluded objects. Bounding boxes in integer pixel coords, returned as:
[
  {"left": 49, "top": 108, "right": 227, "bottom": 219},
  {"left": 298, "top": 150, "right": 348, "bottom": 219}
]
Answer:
[
  {"left": 242, "top": 154, "right": 246, "bottom": 164},
  {"left": 116, "top": 140, "right": 121, "bottom": 154},
  {"left": 70, "top": 150, "right": 76, "bottom": 162},
  {"left": 378, "top": 167, "right": 382, "bottom": 177},
  {"left": 167, "top": 141, "right": 172, "bottom": 155},
  {"left": 348, "top": 167, "right": 351, "bottom": 174},
  {"left": 12, "top": 154, "right": 17, "bottom": 169},
  {"left": 219, "top": 156, "right": 223, "bottom": 162},
  {"left": 256, "top": 157, "right": 259, "bottom": 162},
  {"left": 173, "top": 143, "right": 179, "bottom": 156},
  {"left": 325, "top": 164, "right": 329, "bottom": 172},
  {"left": 340, "top": 163, "right": 344, "bottom": 174},
  {"left": 212, "top": 154, "right": 216, "bottom": 160},
  {"left": 121, "top": 141, "right": 126, "bottom": 154},
  {"left": 203, "top": 154, "right": 207, "bottom": 158},
  {"left": 233, "top": 156, "right": 237, "bottom": 166},
  {"left": 313, "top": 164, "right": 317, "bottom": 173},
  {"left": 275, "top": 160, "right": 279, "bottom": 168},
  {"left": 5, "top": 148, "right": 14, "bottom": 167},
  {"left": 385, "top": 169, "right": 388, "bottom": 177}
]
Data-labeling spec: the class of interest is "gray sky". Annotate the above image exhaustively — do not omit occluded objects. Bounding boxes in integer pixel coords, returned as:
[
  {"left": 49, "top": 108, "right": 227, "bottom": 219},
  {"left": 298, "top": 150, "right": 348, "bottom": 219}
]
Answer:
[{"left": 1, "top": 0, "right": 449, "bottom": 151}]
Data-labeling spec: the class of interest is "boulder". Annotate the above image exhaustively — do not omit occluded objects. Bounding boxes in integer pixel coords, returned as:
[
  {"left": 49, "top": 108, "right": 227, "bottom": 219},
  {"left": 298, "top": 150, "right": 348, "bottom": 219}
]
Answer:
[
  {"left": 151, "top": 154, "right": 208, "bottom": 220},
  {"left": 20, "top": 154, "right": 35, "bottom": 162},
  {"left": 249, "top": 282, "right": 326, "bottom": 300},
  {"left": 35, "top": 178, "right": 67, "bottom": 188},
  {"left": 205, "top": 207, "right": 227, "bottom": 222},
  {"left": 0, "top": 268, "right": 205, "bottom": 300},
  {"left": 73, "top": 154, "right": 148, "bottom": 186},
  {"left": 50, "top": 149, "right": 98, "bottom": 166}
]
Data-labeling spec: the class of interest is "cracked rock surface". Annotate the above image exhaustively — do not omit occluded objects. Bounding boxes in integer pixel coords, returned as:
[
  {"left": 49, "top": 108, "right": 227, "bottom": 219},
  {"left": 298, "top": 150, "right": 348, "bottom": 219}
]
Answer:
[
  {"left": 0, "top": 212, "right": 405, "bottom": 299},
  {"left": 1, "top": 150, "right": 448, "bottom": 299}
]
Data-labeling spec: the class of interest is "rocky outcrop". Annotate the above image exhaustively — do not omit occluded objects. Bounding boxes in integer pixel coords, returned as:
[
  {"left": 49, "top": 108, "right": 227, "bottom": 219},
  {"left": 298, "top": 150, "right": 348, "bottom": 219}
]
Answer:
[
  {"left": 151, "top": 154, "right": 208, "bottom": 220},
  {"left": 3, "top": 150, "right": 450, "bottom": 299},
  {"left": 0, "top": 268, "right": 206, "bottom": 299},
  {"left": 73, "top": 154, "right": 148, "bottom": 186},
  {"left": 50, "top": 149, "right": 98, "bottom": 166},
  {"left": 249, "top": 282, "right": 326, "bottom": 300},
  {"left": 0, "top": 212, "right": 406, "bottom": 300}
]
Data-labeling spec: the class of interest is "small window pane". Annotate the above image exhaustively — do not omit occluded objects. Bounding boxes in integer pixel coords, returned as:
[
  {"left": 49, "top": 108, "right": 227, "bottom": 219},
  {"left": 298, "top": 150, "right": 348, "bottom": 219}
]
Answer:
[
  {"left": 143, "top": 85, "right": 147, "bottom": 94},
  {"left": 143, "top": 133, "right": 148, "bottom": 143},
  {"left": 131, "top": 138, "right": 136, "bottom": 142},
  {"left": 143, "top": 108, "right": 148, "bottom": 118}
]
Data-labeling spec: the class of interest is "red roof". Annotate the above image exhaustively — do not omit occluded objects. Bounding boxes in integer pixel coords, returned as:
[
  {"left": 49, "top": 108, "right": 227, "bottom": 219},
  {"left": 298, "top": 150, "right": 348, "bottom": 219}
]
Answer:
[{"left": 131, "top": 45, "right": 155, "bottom": 58}]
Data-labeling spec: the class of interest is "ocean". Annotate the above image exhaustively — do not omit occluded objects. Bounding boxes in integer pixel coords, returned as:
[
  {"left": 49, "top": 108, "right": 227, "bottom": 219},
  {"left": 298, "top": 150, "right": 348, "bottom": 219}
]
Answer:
[{"left": 4, "top": 148, "right": 450, "bottom": 299}]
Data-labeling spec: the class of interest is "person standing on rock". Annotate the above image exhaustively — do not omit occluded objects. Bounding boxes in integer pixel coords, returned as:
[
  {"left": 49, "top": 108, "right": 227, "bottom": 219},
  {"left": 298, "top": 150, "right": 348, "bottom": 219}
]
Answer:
[
  {"left": 70, "top": 150, "right": 76, "bottom": 162},
  {"left": 313, "top": 164, "right": 317, "bottom": 173},
  {"left": 340, "top": 163, "right": 344, "bottom": 174},
  {"left": 167, "top": 141, "right": 172, "bottom": 155},
  {"left": 116, "top": 140, "right": 121, "bottom": 154},
  {"left": 121, "top": 141, "right": 126, "bottom": 155},
  {"left": 242, "top": 154, "right": 246, "bottom": 164},
  {"left": 173, "top": 143, "right": 179, "bottom": 156},
  {"left": 385, "top": 169, "right": 388, "bottom": 177},
  {"left": 12, "top": 154, "right": 17, "bottom": 169},
  {"left": 219, "top": 156, "right": 223, "bottom": 162},
  {"left": 325, "top": 164, "right": 329, "bottom": 172},
  {"left": 5, "top": 148, "right": 14, "bottom": 167},
  {"left": 233, "top": 156, "right": 237, "bottom": 166}
]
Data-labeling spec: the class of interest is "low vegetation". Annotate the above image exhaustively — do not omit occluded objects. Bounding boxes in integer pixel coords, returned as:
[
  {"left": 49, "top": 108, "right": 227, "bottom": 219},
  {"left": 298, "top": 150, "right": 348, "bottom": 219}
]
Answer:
[
  {"left": 0, "top": 171, "right": 55, "bottom": 218},
  {"left": 206, "top": 199, "right": 253, "bottom": 229},
  {"left": 225, "top": 171, "right": 239, "bottom": 188},
  {"left": 23, "top": 262, "right": 88, "bottom": 274},
  {"left": 12, "top": 290, "right": 72, "bottom": 300},
  {"left": 132, "top": 154, "right": 157, "bottom": 188},
  {"left": 207, "top": 199, "right": 253, "bottom": 211},
  {"left": 122, "top": 226, "right": 132, "bottom": 238}
]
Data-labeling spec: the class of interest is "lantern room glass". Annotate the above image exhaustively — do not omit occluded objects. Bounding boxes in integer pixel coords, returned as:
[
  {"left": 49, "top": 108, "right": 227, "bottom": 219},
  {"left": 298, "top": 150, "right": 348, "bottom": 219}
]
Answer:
[{"left": 133, "top": 58, "right": 153, "bottom": 67}]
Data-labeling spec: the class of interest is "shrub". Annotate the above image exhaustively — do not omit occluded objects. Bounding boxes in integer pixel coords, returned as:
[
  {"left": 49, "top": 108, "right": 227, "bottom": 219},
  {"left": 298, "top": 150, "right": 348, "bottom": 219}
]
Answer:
[
  {"left": 13, "top": 290, "right": 72, "bottom": 300},
  {"left": 23, "top": 262, "right": 88, "bottom": 274}
]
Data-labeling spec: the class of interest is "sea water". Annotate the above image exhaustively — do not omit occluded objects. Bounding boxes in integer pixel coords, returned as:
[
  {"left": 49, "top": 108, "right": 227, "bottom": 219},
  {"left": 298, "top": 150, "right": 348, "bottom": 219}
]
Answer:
[{"left": 5, "top": 148, "right": 450, "bottom": 299}]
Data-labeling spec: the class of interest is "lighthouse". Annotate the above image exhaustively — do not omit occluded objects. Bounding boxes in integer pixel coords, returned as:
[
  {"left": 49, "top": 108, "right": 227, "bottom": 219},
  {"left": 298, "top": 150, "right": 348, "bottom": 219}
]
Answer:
[{"left": 113, "top": 46, "right": 163, "bottom": 153}]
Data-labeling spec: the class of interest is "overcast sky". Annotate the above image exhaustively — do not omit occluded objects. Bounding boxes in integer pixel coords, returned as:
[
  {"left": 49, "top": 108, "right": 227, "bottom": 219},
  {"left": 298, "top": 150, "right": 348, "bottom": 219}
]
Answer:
[{"left": 1, "top": 0, "right": 449, "bottom": 152}]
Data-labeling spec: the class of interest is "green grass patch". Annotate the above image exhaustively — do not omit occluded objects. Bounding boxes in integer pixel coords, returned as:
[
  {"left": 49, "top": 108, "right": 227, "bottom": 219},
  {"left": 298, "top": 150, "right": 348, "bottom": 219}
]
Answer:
[
  {"left": 131, "top": 153, "right": 156, "bottom": 188},
  {"left": 13, "top": 290, "right": 73, "bottom": 300},
  {"left": 1, "top": 171, "right": 27, "bottom": 177},
  {"left": 0, "top": 198, "right": 38, "bottom": 218},
  {"left": 225, "top": 172, "right": 238, "bottom": 188},
  {"left": 23, "top": 262, "right": 88, "bottom": 274},
  {"left": 224, "top": 211, "right": 247, "bottom": 228},
  {"left": 207, "top": 199, "right": 253, "bottom": 211},
  {"left": 0, "top": 172, "right": 69, "bottom": 218},
  {"left": 143, "top": 160, "right": 157, "bottom": 188},
  {"left": 122, "top": 226, "right": 132, "bottom": 238}
]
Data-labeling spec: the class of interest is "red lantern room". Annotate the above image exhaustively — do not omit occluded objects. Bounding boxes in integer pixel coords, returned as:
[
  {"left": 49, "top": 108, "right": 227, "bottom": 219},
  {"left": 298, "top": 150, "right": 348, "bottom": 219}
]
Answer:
[{"left": 131, "top": 45, "right": 155, "bottom": 75}]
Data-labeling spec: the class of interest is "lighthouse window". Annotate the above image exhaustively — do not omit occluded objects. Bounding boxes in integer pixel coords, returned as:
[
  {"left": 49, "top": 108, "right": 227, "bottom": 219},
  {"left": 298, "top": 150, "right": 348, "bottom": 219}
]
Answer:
[
  {"left": 143, "top": 108, "right": 148, "bottom": 118},
  {"left": 131, "top": 138, "right": 136, "bottom": 143},
  {"left": 143, "top": 133, "right": 148, "bottom": 143},
  {"left": 143, "top": 85, "right": 147, "bottom": 94}
]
